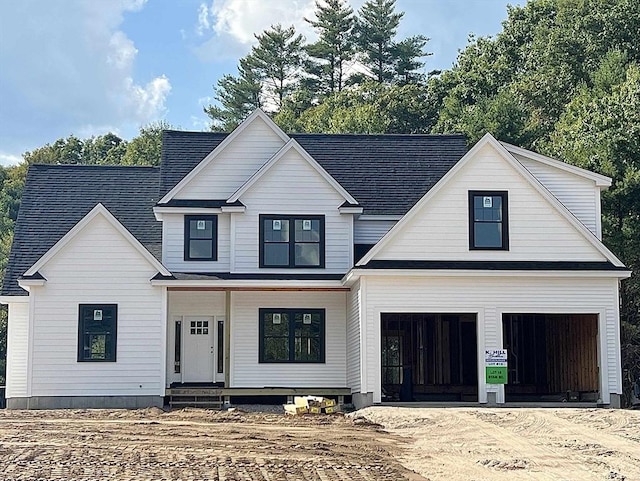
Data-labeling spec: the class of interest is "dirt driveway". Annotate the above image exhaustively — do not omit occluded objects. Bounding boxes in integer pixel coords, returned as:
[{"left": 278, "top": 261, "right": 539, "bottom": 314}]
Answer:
[{"left": 0, "top": 407, "right": 639, "bottom": 480}]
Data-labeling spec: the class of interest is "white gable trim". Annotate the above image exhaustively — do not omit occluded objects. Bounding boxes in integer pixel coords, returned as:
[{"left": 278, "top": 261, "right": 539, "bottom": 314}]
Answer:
[
  {"left": 24, "top": 203, "right": 171, "bottom": 277},
  {"left": 159, "top": 109, "right": 290, "bottom": 204},
  {"left": 227, "top": 138, "right": 358, "bottom": 205},
  {"left": 358, "top": 133, "right": 624, "bottom": 267},
  {"left": 501, "top": 141, "right": 612, "bottom": 187}
]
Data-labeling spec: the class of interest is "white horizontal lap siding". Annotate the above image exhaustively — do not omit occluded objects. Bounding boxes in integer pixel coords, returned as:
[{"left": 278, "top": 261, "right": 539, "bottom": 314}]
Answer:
[
  {"left": 515, "top": 154, "right": 598, "bottom": 235},
  {"left": 354, "top": 220, "right": 395, "bottom": 244},
  {"left": 166, "top": 291, "right": 226, "bottom": 385},
  {"left": 32, "top": 215, "right": 164, "bottom": 397},
  {"left": 163, "top": 213, "right": 230, "bottom": 271},
  {"left": 346, "top": 282, "right": 361, "bottom": 392},
  {"left": 6, "top": 302, "right": 29, "bottom": 397},
  {"left": 363, "top": 275, "right": 620, "bottom": 400},
  {"left": 174, "top": 118, "right": 286, "bottom": 199},
  {"left": 231, "top": 291, "right": 347, "bottom": 388},
  {"left": 375, "top": 144, "right": 606, "bottom": 262},
  {"left": 234, "top": 149, "right": 352, "bottom": 273}
]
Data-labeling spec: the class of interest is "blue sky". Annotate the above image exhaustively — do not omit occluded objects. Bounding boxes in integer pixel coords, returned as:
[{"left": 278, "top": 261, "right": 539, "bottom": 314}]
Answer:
[{"left": 0, "top": 0, "right": 527, "bottom": 166}]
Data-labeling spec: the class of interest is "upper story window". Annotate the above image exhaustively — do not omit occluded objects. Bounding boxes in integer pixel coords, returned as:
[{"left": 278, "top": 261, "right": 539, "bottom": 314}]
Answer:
[
  {"left": 184, "top": 215, "right": 218, "bottom": 261},
  {"left": 78, "top": 304, "right": 117, "bottom": 362},
  {"left": 469, "top": 191, "right": 509, "bottom": 250},
  {"left": 259, "top": 215, "right": 325, "bottom": 268}
]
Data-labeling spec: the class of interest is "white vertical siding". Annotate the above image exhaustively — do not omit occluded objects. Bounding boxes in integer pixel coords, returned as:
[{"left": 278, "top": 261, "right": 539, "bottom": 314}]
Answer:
[
  {"left": 162, "top": 213, "right": 231, "bottom": 272},
  {"left": 354, "top": 220, "right": 395, "bottom": 244},
  {"left": 6, "top": 301, "right": 29, "bottom": 398},
  {"left": 374, "top": 144, "right": 607, "bottom": 262},
  {"left": 230, "top": 291, "right": 347, "bottom": 387},
  {"left": 346, "top": 282, "right": 361, "bottom": 392},
  {"left": 166, "top": 291, "right": 226, "bottom": 385},
  {"left": 514, "top": 154, "right": 599, "bottom": 236},
  {"left": 234, "top": 149, "right": 352, "bottom": 274},
  {"left": 175, "top": 117, "right": 286, "bottom": 199},
  {"left": 32, "top": 214, "right": 164, "bottom": 397},
  {"left": 363, "top": 275, "right": 620, "bottom": 404}
]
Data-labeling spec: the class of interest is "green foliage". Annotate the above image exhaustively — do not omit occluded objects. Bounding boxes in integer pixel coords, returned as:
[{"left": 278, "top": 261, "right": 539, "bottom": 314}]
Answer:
[
  {"left": 122, "top": 121, "right": 172, "bottom": 166},
  {"left": 274, "top": 81, "right": 434, "bottom": 134}
]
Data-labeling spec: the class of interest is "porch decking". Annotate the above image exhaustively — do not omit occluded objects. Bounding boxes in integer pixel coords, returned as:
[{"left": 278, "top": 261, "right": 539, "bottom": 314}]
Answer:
[{"left": 166, "top": 386, "right": 352, "bottom": 409}]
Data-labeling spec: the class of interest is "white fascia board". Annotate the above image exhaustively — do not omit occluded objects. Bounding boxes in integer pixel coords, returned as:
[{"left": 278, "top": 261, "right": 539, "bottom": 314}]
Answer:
[
  {"left": 221, "top": 205, "right": 246, "bottom": 213},
  {"left": 358, "top": 133, "right": 626, "bottom": 268},
  {"left": 25, "top": 203, "right": 171, "bottom": 277},
  {"left": 339, "top": 206, "right": 364, "bottom": 214},
  {"left": 153, "top": 206, "right": 225, "bottom": 219},
  {"left": 159, "top": 109, "right": 290, "bottom": 204},
  {"left": 501, "top": 141, "right": 612, "bottom": 187},
  {"left": 0, "top": 295, "right": 30, "bottom": 304},
  {"left": 150, "top": 278, "right": 347, "bottom": 288},
  {"left": 228, "top": 138, "right": 359, "bottom": 206},
  {"left": 347, "top": 268, "right": 631, "bottom": 280},
  {"left": 18, "top": 278, "right": 46, "bottom": 288}
]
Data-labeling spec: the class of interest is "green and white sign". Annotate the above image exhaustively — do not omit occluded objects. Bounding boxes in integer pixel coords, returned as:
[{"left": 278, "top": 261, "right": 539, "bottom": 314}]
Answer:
[{"left": 485, "top": 349, "right": 508, "bottom": 384}]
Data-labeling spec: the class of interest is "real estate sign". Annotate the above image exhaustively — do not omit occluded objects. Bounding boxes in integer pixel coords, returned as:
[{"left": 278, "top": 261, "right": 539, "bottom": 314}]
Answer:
[{"left": 485, "top": 349, "right": 508, "bottom": 384}]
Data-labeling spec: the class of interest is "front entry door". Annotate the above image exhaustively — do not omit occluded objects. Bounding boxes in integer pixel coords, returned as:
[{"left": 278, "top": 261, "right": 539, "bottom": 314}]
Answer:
[{"left": 183, "top": 316, "right": 214, "bottom": 382}]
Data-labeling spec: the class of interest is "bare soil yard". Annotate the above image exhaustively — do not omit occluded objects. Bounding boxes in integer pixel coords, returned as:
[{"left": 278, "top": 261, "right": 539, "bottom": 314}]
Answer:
[{"left": 0, "top": 406, "right": 638, "bottom": 481}]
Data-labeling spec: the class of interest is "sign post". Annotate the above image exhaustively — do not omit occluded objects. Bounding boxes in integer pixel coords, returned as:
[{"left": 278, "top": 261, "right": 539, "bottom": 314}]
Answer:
[{"left": 485, "top": 349, "right": 508, "bottom": 384}]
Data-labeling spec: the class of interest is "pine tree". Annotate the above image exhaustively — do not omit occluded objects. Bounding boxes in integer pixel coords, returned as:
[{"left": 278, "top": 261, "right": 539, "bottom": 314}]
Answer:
[
  {"left": 305, "top": 0, "right": 355, "bottom": 95},
  {"left": 355, "top": 0, "right": 403, "bottom": 83},
  {"left": 245, "top": 24, "right": 305, "bottom": 110},
  {"left": 204, "top": 57, "right": 262, "bottom": 132}
]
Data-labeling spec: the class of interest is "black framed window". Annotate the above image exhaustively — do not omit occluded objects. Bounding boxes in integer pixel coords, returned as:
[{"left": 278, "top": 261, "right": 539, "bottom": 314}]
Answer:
[
  {"left": 259, "top": 215, "right": 325, "bottom": 268},
  {"left": 184, "top": 215, "right": 218, "bottom": 261},
  {"left": 78, "top": 304, "right": 117, "bottom": 362},
  {"left": 469, "top": 191, "right": 509, "bottom": 250},
  {"left": 259, "top": 308, "right": 325, "bottom": 363}
]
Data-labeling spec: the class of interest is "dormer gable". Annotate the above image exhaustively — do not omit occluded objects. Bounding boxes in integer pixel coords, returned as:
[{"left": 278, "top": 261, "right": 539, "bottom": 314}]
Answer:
[
  {"left": 228, "top": 138, "right": 359, "bottom": 207},
  {"left": 159, "top": 110, "right": 289, "bottom": 203}
]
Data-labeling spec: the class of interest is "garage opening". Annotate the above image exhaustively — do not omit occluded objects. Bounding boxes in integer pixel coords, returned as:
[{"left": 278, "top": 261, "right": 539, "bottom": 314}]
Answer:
[
  {"left": 381, "top": 313, "right": 478, "bottom": 402},
  {"left": 502, "top": 314, "right": 599, "bottom": 402}
]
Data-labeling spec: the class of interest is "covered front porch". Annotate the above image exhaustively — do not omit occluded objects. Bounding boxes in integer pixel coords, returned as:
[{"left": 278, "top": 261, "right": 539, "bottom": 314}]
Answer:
[{"left": 155, "top": 277, "right": 352, "bottom": 407}]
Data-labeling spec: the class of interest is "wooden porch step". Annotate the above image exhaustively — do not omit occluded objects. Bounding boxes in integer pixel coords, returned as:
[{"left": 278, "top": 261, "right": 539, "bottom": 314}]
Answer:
[{"left": 169, "top": 393, "right": 223, "bottom": 409}]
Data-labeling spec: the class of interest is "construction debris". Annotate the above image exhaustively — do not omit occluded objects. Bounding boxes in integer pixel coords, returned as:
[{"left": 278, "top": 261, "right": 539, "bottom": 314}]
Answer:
[{"left": 283, "top": 396, "right": 340, "bottom": 415}]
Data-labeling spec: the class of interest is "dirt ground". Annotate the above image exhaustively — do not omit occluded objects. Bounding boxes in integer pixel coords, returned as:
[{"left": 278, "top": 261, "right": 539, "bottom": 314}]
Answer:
[{"left": 0, "top": 406, "right": 638, "bottom": 481}]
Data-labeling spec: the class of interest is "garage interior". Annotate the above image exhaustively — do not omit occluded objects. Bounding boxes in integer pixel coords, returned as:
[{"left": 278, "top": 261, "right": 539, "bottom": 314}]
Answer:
[
  {"left": 502, "top": 313, "right": 599, "bottom": 402},
  {"left": 381, "top": 313, "right": 478, "bottom": 402}
]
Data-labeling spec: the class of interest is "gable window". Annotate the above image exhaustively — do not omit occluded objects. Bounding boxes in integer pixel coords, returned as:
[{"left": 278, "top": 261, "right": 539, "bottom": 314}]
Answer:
[
  {"left": 259, "top": 215, "right": 325, "bottom": 268},
  {"left": 78, "top": 304, "right": 117, "bottom": 362},
  {"left": 184, "top": 215, "right": 217, "bottom": 261},
  {"left": 469, "top": 191, "right": 509, "bottom": 250},
  {"left": 259, "top": 308, "right": 325, "bottom": 363}
]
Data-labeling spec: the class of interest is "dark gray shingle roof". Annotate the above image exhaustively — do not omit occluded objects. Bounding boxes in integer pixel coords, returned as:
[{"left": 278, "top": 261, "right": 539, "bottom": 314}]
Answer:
[
  {"left": 2, "top": 165, "right": 161, "bottom": 296},
  {"left": 159, "top": 130, "right": 468, "bottom": 214}
]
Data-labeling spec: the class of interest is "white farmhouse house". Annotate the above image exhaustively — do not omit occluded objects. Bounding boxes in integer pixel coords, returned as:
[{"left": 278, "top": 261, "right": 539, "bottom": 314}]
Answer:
[{"left": 0, "top": 110, "right": 631, "bottom": 409}]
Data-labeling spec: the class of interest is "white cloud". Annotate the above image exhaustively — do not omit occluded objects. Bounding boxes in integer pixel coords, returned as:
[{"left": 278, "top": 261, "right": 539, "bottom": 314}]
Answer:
[
  {"left": 194, "top": 0, "right": 318, "bottom": 60},
  {"left": 0, "top": 0, "right": 170, "bottom": 158},
  {"left": 0, "top": 152, "right": 22, "bottom": 167}
]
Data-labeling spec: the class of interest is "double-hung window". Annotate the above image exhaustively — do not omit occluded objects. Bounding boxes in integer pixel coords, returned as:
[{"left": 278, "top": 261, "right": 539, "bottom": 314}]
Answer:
[
  {"left": 469, "top": 191, "right": 509, "bottom": 250},
  {"left": 184, "top": 215, "right": 218, "bottom": 261},
  {"left": 260, "top": 215, "right": 324, "bottom": 268},
  {"left": 78, "top": 304, "right": 117, "bottom": 362},
  {"left": 259, "top": 308, "right": 325, "bottom": 363}
]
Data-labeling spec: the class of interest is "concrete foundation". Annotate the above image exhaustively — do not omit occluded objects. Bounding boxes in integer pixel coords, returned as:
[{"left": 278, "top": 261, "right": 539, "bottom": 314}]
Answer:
[
  {"left": 6, "top": 395, "right": 164, "bottom": 410},
  {"left": 352, "top": 392, "right": 373, "bottom": 409},
  {"left": 609, "top": 393, "right": 621, "bottom": 409}
]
